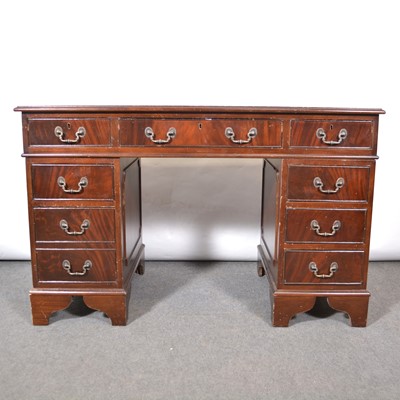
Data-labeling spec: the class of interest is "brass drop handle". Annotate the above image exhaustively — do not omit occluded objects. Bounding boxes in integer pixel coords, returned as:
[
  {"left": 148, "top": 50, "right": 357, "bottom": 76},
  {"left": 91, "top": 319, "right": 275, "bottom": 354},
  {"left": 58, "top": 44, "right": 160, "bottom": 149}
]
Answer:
[
  {"left": 313, "top": 177, "right": 345, "bottom": 194},
  {"left": 57, "top": 176, "right": 88, "bottom": 194},
  {"left": 144, "top": 127, "right": 176, "bottom": 144},
  {"left": 316, "top": 128, "right": 347, "bottom": 145},
  {"left": 311, "top": 219, "right": 341, "bottom": 237},
  {"left": 309, "top": 261, "right": 338, "bottom": 279},
  {"left": 62, "top": 260, "right": 92, "bottom": 276},
  {"left": 59, "top": 219, "right": 90, "bottom": 235},
  {"left": 225, "top": 127, "right": 257, "bottom": 144},
  {"left": 54, "top": 126, "right": 86, "bottom": 143}
]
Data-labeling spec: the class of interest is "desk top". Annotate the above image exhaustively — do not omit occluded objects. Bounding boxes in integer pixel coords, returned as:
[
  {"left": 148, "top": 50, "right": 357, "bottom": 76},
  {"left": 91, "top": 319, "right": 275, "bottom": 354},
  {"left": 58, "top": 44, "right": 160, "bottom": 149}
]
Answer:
[{"left": 14, "top": 105, "right": 385, "bottom": 115}]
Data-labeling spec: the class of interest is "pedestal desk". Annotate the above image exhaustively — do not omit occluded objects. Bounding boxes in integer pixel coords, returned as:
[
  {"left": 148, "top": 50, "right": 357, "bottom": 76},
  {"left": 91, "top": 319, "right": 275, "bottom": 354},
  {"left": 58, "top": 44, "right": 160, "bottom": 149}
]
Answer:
[{"left": 15, "top": 106, "right": 384, "bottom": 326}]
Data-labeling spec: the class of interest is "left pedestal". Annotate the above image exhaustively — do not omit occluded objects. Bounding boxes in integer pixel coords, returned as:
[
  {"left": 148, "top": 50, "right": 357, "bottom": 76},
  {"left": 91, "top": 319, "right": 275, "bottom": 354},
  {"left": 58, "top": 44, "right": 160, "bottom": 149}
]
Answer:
[{"left": 25, "top": 157, "right": 144, "bottom": 325}]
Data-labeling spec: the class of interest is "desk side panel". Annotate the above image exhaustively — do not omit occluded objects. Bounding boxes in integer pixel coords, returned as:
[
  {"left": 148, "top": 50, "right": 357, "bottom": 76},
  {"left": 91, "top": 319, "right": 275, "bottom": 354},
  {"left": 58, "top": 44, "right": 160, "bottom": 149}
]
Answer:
[
  {"left": 260, "top": 159, "right": 282, "bottom": 282},
  {"left": 121, "top": 159, "right": 143, "bottom": 282}
]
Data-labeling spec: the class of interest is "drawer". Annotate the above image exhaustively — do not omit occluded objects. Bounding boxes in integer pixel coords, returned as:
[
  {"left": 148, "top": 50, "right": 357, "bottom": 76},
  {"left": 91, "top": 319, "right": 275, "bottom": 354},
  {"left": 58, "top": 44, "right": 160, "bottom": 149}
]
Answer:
[
  {"left": 285, "top": 208, "right": 367, "bottom": 243},
  {"left": 283, "top": 250, "right": 364, "bottom": 285},
  {"left": 27, "top": 118, "right": 112, "bottom": 146},
  {"left": 290, "top": 119, "right": 373, "bottom": 149},
  {"left": 36, "top": 249, "right": 116, "bottom": 283},
  {"left": 34, "top": 208, "right": 115, "bottom": 242},
  {"left": 287, "top": 165, "right": 370, "bottom": 201},
  {"left": 31, "top": 164, "right": 114, "bottom": 200},
  {"left": 119, "top": 118, "right": 282, "bottom": 147}
]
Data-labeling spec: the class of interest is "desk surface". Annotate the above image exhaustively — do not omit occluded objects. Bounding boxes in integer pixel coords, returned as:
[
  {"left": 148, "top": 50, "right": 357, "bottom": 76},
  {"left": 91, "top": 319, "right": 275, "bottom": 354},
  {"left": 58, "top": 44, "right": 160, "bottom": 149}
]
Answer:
[{"left": 15, "top": 105, "right": 385, "bottom": 115}]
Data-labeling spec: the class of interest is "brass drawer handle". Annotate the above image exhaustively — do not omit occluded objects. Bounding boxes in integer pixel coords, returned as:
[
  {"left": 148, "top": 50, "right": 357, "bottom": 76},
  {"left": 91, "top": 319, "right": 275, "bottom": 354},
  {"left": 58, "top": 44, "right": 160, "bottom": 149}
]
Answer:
[
  {"left": 316, "top": 128, "right": 347, "bottom": 145},
  {"left": 310, "top": 219, "right": 341, "bottom": 237},
  {"left": 54, "top": 126, "right": 86, "bottom": 143},
  {"left": 313, "top": 177, "right": 345, "bottom": 194},
  {"left": 225, "top": 127, "right": 257, "bottom": 144},
  {"left": 62, "top": 259, "right": 92, "bottom": 276},
  {"left": 144, "top": 127, "right": 176, "bottom": 144},
  {"left": 59, "top": 219, "right": 90, "bottom": 235},
  {"left": 309, "top": 261, "right": 338, "bottom": 279},
  {"left": 57, "top": 176, "right": 88, "bottom": 194}
]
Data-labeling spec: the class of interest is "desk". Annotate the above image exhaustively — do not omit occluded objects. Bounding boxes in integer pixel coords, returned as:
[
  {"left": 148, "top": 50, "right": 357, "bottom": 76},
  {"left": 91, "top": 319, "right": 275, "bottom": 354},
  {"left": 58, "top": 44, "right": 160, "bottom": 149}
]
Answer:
[{"left": 15, "top": 106, "right": 384, "bottom": 326}]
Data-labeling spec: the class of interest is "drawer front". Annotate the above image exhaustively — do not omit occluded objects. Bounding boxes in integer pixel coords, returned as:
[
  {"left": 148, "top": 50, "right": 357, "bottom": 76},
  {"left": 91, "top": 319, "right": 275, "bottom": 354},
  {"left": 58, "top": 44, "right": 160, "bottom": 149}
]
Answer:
[
  {"left": 28, "top": 118, "right": 111, "bottom": 146},
  {"left": 119, "top": 118, "right": 282, "bottom": 147},
  {"left": 290, "top": 120, "right": 373, "bottom": 149},
  {"left": 34, "top": 208, "right": 115, "bottom": 242},
  {"left": 285, "top": 208, "right": 367, "bottom": 243},
  {"left": 287, "top": 165, "right": 370, "bottom": 201},
  {"left": 284, "top": 250, "right": 364, "bottom": 285},
  {"left": 36, "top": 249, "right": 116, "bottom": 282},
  {"left": 32, "top": 164, "right": 114, "bottom": 200}
]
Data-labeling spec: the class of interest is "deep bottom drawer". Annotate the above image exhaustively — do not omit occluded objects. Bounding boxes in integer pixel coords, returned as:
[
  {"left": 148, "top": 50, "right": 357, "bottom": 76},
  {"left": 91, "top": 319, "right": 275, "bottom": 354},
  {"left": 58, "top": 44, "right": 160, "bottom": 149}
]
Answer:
[
  {"left": 284, "top": 250, "right": 365, "bottom": 285},
  {"left": 36, "top": 249, "right": 116, "bottom": 283}
]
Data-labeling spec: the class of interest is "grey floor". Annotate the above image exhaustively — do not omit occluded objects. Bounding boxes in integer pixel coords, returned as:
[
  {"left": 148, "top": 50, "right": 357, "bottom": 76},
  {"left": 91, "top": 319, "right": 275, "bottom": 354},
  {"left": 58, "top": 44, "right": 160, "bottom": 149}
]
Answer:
[{"left": 1, "top": 261, "right": 399, "bottom": 400}]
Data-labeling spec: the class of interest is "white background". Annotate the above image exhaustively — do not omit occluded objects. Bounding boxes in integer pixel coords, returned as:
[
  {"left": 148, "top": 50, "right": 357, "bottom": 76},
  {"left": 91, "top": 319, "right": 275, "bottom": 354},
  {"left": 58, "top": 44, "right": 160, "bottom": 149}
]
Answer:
[{"left": 0, "top": 0, "right": 399, "bottom": 260}]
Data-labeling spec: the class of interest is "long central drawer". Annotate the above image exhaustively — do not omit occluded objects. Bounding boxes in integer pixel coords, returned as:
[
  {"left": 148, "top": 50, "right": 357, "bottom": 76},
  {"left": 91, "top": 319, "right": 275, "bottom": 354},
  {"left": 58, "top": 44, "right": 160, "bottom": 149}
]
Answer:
[{"left": 119, "top": 118, "right": 283, "bottom": 147}]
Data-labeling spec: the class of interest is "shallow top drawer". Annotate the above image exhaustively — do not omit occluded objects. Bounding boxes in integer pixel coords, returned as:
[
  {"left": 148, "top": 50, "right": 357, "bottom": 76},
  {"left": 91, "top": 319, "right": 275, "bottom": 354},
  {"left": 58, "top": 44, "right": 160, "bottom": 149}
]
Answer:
[
  {"left": 27, "top": 118, "right": 112, "bottom": 146},
  {"left": 290, "top": 120, "right": 374, "bottom": 149},
  {"left": 287, "top": 165, "right": 370, "bottom": 202},
  {"left": 31, "top": 164, "right": 115, "bottom": 200},
  {"left": 119, "top": 118, "right": 282, "bottom": 147}
]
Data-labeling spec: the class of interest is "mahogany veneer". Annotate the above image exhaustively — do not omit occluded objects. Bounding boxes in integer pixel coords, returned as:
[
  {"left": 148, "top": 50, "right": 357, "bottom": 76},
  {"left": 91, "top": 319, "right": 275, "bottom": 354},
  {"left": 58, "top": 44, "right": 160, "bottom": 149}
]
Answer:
[{"left": 15, "top": 105, "right": 384, "bottom": 326}]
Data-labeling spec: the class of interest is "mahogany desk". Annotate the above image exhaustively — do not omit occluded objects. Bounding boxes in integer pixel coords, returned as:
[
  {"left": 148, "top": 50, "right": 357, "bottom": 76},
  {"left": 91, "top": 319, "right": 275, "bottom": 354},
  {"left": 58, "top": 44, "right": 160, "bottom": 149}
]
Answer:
[{"left": 15, "top": 106, "right": 384, "bottom": 326}]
